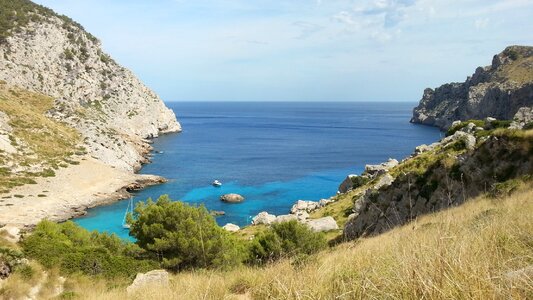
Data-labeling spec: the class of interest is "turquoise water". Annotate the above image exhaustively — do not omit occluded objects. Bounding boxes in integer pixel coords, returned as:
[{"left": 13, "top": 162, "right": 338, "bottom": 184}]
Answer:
[{"left": 75, "top": 102, "right": 441, "bottom": 239}]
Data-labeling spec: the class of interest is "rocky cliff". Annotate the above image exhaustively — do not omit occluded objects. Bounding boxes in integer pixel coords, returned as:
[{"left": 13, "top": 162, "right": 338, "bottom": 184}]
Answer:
[
  {"left": 342, "top": 120, "right": 533, "bottom": 240},
  {"left": 0, "top": 0, "right": 181, "bottom": 172},
  {"left": 411, "top": 46, "right": 533, "bottom": 130}
]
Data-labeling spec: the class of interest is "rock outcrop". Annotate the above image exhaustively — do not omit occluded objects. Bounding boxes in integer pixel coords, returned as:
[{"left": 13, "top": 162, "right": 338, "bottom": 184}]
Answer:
[
  {"left": 0, "top": 2, "right": 181, "bottom": 172},
  {"left": 252, "top": 212, "right": 276, "bottom": 225},
  {"left": 222, "top": 223, "right": 240, "bottom": 232},
  {"left": 306, "top": 217, "right": 339, "bottom": 232},
  {"left": 126, "top": 270, "right": 170, "bottom": 294},
  {"left": 344, "top": 126, "right": 533, "bottom": 240},
  {"left": 510, "top": 107, "right": 533, "bottom": 129},
  {"left": 411, "top": 46, "right": 533, "bottom": 130}
]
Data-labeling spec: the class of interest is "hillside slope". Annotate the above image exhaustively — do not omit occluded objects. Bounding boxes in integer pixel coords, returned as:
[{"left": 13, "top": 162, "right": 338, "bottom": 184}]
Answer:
[
  {"left": 2, "top": 181, "right": 530, "bottom": 299},
  {"left": 0, "top": 0, "right": 181, "bottom": 172},
  {"left": 411, "top": 46, "right": 533, "bottom": 129}
]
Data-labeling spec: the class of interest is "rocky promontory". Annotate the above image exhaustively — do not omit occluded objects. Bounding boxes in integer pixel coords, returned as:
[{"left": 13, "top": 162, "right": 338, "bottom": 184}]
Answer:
[
  {"left": 0, "top": 1, "right": 181, "bottom": 172},
  {"left": 411, "top": 45, "right": 533, "bottom": 129}
]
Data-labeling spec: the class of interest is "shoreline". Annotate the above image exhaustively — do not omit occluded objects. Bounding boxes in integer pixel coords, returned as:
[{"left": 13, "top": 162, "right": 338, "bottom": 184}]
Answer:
[{"left": 0, "top": 156, "right": 166, "bottom": 229}]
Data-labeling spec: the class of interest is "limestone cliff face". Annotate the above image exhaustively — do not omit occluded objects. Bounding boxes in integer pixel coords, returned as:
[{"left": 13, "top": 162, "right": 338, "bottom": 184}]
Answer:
[
  {"left": 0, "top": 6, "right": 181, "bottom": 171},
  {"left": 411, "top": 46, "right": 533, "bottom": 130}
]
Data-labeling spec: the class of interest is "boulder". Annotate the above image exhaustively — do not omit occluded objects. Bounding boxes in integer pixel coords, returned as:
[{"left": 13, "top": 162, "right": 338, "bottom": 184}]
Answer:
[
  {"left": 252, "top": 212, "right": 276, "bottom": 225},
  {"left": 374, "top": 174, "right": 394, "bottom": 190},
  {"left": 306, "top": 217, "right": 339, "bottom": 232},
  {"left": 126, "top": 270, "right": 169, "bottom": 294},
  {"left": 364, "top": 158, "right": 399, "bottom": 177},
  {"left": 290, "top": 200, "right": 319, "bottom": 214},
  {"left": 210, "top": 210, "right": 226, "bottom": 216},
  {"left": 0, "top": 226, "right": 21, "bottom": 243},
  {"left": 338, "top": 174, "right": 357, "bottom": 193},
  {"left": 485, "top": 117, "right": 496, "bottom": 122},
  {"left": 222, "top": 223, "right": 240, "bottom": 232},
  {"left": 220, "top": 194, "right": 245, "bottom": 203},
  {"left": 273, "top": 214, "right": 298, "bottom": 224},
  {"left": 295, "top": 211, "right": 309, "bottom": 221},
  {"left": 0, "top": 261, "right": 11, "bottom": 279},
  {"left": 510, "top": 107, "right": 533, "bottom": 129}
]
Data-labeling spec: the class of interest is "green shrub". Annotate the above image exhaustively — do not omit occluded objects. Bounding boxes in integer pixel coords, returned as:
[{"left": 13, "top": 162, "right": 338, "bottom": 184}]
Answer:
[
  {"left": 446, "top": 120, "right": 485, "bottom": 136},
  {"left": 128, "top": 195, "right": 246, "bottom": 270},
  {"left": 350, "top": 176, "right": 370, "bottom": 190},
  {"left": 21, "top": 220, "right": 156, "bottom": 278},
  {"left": 248, "top": 220, "right": 327, "bottom": 264}
]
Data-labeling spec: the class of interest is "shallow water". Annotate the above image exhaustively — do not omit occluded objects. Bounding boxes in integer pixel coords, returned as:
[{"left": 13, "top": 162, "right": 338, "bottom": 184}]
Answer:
[{"left": 75, "top": 102, "right": 441, "bottom": 239}]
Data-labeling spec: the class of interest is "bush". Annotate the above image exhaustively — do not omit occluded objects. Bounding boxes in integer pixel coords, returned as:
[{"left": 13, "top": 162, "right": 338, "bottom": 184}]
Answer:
[
  {"left": 21, "top": 220, "right": 156, "bottom": 278},
  {"left": 128, "top": 195, "right": 246, "bottom": 270},
  {"left": 248, "top": 220, "right": 327, "bottom": 264},
  {"left": 446, "top": 120, "right": 485, "bottom": 136}
]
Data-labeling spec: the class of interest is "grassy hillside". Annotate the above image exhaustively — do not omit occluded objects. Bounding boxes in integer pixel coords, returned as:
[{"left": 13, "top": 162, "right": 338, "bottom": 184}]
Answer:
[
  {"left": 0, "top": 82, "right": 82, "bottom": 193},
  {"left": 4, "top": 181, "right": 528, "bottom": 299}
]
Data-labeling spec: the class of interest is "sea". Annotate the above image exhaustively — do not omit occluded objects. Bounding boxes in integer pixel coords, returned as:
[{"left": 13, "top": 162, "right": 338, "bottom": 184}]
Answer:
[{"left": 74, "top": 102, "right": 442, "bottom": 239}]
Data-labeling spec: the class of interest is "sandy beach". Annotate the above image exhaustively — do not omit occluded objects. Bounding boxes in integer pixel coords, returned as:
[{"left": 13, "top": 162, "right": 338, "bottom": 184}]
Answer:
[{"left": 0, "top": 157, "right": 165, "bottom": 228}]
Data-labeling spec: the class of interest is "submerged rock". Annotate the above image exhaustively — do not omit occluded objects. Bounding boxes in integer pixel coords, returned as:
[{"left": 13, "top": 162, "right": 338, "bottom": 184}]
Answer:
[{"left": 220, "top": 194, "right": 245, "bottom": 203}]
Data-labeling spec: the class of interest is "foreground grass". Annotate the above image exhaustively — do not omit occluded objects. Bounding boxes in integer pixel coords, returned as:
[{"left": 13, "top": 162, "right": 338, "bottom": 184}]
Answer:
[{"left": 62, "top": 183, "right": 533, "bottom": 299}]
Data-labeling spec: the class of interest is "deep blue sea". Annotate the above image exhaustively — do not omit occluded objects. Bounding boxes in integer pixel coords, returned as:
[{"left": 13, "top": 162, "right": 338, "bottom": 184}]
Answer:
[{"left": 75, "top": 102, "right": 441, "bottom": 239}]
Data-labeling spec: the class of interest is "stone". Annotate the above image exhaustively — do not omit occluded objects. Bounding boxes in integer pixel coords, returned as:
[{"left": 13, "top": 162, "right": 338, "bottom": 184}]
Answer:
[
  {"left": 210, "top": 210, "right": 226, "bottom": 216},
  {"left": 510, "top": 107, "right": 533, "bottom": 129},
  {"left": 364, "top": 158, "right": 399, "bottom": 177},
  {"left": 374, "top": 174, "right": 394, "bottom": 190},
  {"left": 273, "top": 214, "right": 298, "bottom": 224},
  {"left": 252, "top": 212, "right": 276, "bottom": 225},
  {"left": 220, "top": 194, "right": 245, "bottom": 203},
  {"left": 306, "top": 217, "right": 339, "bottom": 232},
  {"left": 0, "top": 225, "right": 21, "bottom": 243},
  {"left": 503, "top": 265, "right": 533, "bottom": 283},
  {"left": 222, "top": 223, "right": 240, "bottom": 232},
  {"left": 0, "top": 261, "right": 11, "bottom": 279},
  {"left": 290, "top": 200, "right": 319, "bottom": 214},
  {"left": 414, "top": 144, "right": 431, "bottom": 155},
  {"left": 451, "top": 120, "right": 462, "bottom": 127},
  {"left": 485, "top": 117, "right": 496, "bottom": 122},
  {"left": 295, "top": 211, "right": 309, "bottom": 221},
  {"left": 127, "top": 270, "right": 169, "bottom": 294}
]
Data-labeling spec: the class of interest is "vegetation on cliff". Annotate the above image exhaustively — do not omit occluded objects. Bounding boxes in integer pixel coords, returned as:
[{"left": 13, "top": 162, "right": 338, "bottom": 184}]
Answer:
[
  {"left": 0, "top": 82, "right": 82, "bottom": 194},
  {"left": 0, "top": 0, "right": 96, "bottom": 44}
]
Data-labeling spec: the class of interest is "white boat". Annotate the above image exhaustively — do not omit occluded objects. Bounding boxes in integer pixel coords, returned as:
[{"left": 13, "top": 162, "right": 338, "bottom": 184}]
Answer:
[
  {"left": 212, "top": 180, "right": 222, "bottom": 187},
  {"left": 122, "top": 197, "right": 133, "bottom": 229}
]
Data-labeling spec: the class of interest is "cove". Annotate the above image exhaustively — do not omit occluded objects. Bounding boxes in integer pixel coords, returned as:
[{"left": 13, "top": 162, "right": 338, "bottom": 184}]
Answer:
[{"left": 74, "top": 102, "right": 442, "bottom": 239}]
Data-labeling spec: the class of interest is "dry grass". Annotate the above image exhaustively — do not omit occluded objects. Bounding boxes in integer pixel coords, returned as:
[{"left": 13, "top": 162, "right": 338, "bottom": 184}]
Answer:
[
  {"left": 63, "top": 183, "right": 533, "bottom": 299},
  {"left": 0, "top": 83, "right": 81, "bottom": 193}
]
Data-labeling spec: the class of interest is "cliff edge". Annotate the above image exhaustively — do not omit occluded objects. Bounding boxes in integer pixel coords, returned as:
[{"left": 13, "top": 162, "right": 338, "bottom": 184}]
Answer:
[
  {"left": 411, "top": 45, "right": 533, "bottom": 130},
  {"left": 0, "top": 0, "right": 181, "bottom": 172}
]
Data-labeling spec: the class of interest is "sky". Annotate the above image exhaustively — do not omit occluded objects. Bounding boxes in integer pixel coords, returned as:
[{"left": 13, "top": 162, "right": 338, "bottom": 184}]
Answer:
[{"left": 34, "top": 0, "right": 533, "bottom": 102}]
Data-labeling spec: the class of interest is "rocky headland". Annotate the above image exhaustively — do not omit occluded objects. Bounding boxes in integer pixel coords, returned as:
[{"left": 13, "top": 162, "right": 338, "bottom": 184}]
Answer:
[
  {"left": 411, "top": 45, "right": 533, "bottom": 129},
  {"left": 0, "top": 1, "right": 181, "bottom": 227}
]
